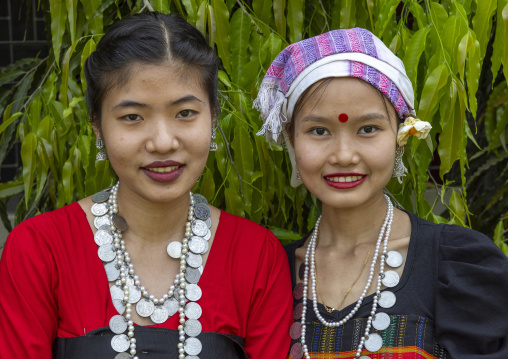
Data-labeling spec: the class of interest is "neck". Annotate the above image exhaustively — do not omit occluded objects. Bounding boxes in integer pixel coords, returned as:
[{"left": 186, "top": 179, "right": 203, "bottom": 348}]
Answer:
[
  {"left": 116, "top": 184, "right": 190, "bottom": 243},
  {"left": 317, "top": 193, "right": 389, "bottom": 249}
]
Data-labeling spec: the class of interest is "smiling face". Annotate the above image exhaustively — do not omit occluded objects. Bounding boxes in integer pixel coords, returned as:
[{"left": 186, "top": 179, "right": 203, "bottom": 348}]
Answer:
[
  {"left": 292, "top": 77, "right": 398, "bottom": 210},
  {"left": 94, "top": 63, "right": 213, "bottom": 204}
]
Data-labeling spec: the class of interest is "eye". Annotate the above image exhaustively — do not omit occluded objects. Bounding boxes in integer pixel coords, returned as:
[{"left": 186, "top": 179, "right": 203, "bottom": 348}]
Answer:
[
  {"left": 122, "top": 114, "right": 142, "bottom": 121},
  {"left": 358, "top": 125, "right": 378, "bottom": 134},
  {"left": 310, "top": 127, "right": 330, "bottom": 136},
  {"left": 176, "top": 110, "right": 196, "bottom": 118}
]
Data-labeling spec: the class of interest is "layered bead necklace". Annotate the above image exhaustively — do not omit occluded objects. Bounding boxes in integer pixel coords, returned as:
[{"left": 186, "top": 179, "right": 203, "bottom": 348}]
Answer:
[
  {"left": 290, "top": 195, "right": 405, "bottom": 359},
  {"left": 91, "top": 181, "right": 212, "bottom": 358}
]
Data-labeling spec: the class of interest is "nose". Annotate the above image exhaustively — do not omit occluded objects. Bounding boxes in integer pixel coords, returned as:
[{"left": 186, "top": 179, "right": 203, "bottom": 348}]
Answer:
[
  {"left": 145, "top": 118, "right": 180, "bottom": 154},
  {"left": 328, "top": 135, "right": 360, "bottom": 167}
]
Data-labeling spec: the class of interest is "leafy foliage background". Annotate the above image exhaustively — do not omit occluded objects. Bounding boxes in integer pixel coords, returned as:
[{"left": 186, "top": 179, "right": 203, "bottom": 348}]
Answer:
[{"left": 0, "top": 0, "right": 507, "bottom": 253}]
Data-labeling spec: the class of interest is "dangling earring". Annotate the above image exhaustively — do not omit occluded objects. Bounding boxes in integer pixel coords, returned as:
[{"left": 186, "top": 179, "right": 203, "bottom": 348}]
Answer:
[
  {"left": 96, "top": 136, "right": 108, "bottom": 161},
  {"left": 209, "top": 127, "right": 218, "bottom": 151},
  {"left": 392, "top": 146, "right": 407, "bottom": 183},
  {"left": 296, "top": 170, "right": 301, "bottom": 180}
]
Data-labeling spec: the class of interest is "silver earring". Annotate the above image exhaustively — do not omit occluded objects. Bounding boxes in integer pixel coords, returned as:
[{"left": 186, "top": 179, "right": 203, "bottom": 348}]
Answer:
[
  {"left": 96, "top": 136, "right": 108, "bottom": 161},
  {"left": 209, "top": 127, "right": 218, "bottom": 151},
  {"left": 392, "top": 146, "right": 407, "bottom": 183},
  {"left": 296, "top": 170, "right": 301, "bottom": 180}
]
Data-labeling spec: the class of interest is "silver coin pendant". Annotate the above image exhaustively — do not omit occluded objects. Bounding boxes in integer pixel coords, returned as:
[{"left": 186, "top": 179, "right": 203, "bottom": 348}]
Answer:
[
  {"left": 94, "top": 215, "right": 110, "bottom": 229},
  {"left": 136, "top": 299, "right": 155, "bottom": 317},
  {"left": 372, "top": 312, "right": 391, "bottom": 331},
  {"left": 185, "top": 283, "right": 202, "bottom": 301},
  {"left": 382, "top": 270, "right": 400, "bottom": 288},
  {"left": 365, "top": 333, "right": 383, "bottom": 352},
  {"left": 194, "top": 203, "right": 211, "bottom": 220},
  {"left": 185, "top": 302, "right": 202, "bottom": 320},
  {"left": 187, "top": 253, "right": 203, "bottom": 268},
  {"left": 128, "top": 285, "right": 142, "bottom": 303},
  {"left": 94, "top": 229, "right": 113, "bottom": 246},
  {"left": 111, "top": 334, "right": 130, "bottom": 352},
  {"left": 189, "top": 236, "right": 206, "bottom": 254},
  {"left": 379, "top": 291, "right": 397, "bottom": 308},
  {"left": 109, "top": 314, "right": 128, "bottom": 334},
  {"left": 98, "top": 244, "right": 116, "bottom": 262},
  {"left": 184, "top": 337, "right": 202, "bottom": 355},
  {"left": 167, "top": 241, "right": 182, "bottom": 259},
  {"left": 164, "top": 297, "right": 179, "bottom": 317},
  {"left": 385, "top": 250, "right": 403, "bottom": 268},
  {"left": 185, "top": 267, "right": 201, "bottom": 284},
  {"left": 185, "top": 319, "right": 202, "bottom": 337},
  {"left": 110, "top": 285, "right": 123, "bottom": 300},
  {"left": 192, "top": 193, "right": 208, "bottom": 205},
  {"left": 205, "top": 217, "right": 212, "bottom": 229},
  {"left": 92, "top": 191, "right": 110, "bottom": 203},
  {"left": 191, "top": 220, "right": 208, "bottom": 237},
  {"left": 104, "top": 261, "right": 120, "bottom": 281},
  {"left": 91, "top": 203, "right": 109, "bottom": 217},
  {"left": 150, "top": 305, "right": 169, "bottom": 324},
  {"left": 112, "top": 299, "right": 125, "bottom": 315},
  {"left": 114, "top": 353, "right": 130, "bottom": 359}
]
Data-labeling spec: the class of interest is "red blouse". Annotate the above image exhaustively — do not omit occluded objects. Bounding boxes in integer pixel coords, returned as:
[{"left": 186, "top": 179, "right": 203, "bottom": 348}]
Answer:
[{"left": 0, "top": 202, "right": 293, "bottom": 358}]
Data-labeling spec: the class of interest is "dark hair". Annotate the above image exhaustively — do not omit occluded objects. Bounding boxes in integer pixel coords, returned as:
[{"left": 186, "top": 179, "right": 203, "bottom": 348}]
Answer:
[
  {"left": 84, "top": 12, "right": 218, "bottom": 125},
  {"left": 286, "top": 77, "right": 399, "bottom": 142}
]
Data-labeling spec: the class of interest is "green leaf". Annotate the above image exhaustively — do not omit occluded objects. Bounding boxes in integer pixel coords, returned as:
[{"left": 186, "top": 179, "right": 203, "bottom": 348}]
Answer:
[
  {"left": 273, "top": 0, "right": 286, "bottom": 39},
  {"left": 151, "top": 0, "right": 170, "bottom": 12},
  {"left": 60, "top": 37, "right": 81, "bottom": 107},
  {"left": 340, "top": 0, "right": 356, "bottom": 29},
  {"left": 375, "top": 0, "right": 399, "bottom": 39},
  {"left": 80, "top": 38, "right": 96, "bottom": 93},
  {"left": 0, "top": 69, "right": 25, "bottom": 87},
  {"left": 229, "top": 9, "right": 250, "bottom": 85},
  {"left": 21, "top": 133, "right": 37, "bottom": 207},
  {"left": 287, "top": 0, "right": 304, "bottom": 43},
  {"left": 402, "top": 26, "right": 430, "bottom": 88},
  {"left": 418, "top": 64, "right": 448, "bottom": 124},
  {"left": 207, "top": 5, "right": 216, "bottom": 48},
  {"left": 0, "top": 110, "right": 23, "bottom": 135},
  {"left": 66, "top": 0, "right": 78, "bottom": 41},
  {"left": 253, "top": 0, "right": 272, "bottom": 22},
  {"left": 0, "top": 178, "right": 24, "bottom": 201},
  {"left": 181, "top": 0, "right": 197, "bottom": 23},
  {"left": 472, "top": 0, "right": 497, "bottom": 58},
  {"left": 200, "top": 167, "right": 215, "bottom": 202},
  {"left": 49, "top": 0, "right": 67, "bottom": 66},
  {"left": 211, "top": 0, "right": 231, "bottom": 73},
  {"left": 195, "top": 0, "right": 207, "bottom": 35},
  {"left": 224, "top": 187, "right": 245, "bottom": 217},
  {"left": 267, "top": 225, "right": 300, "bottom": 244}
]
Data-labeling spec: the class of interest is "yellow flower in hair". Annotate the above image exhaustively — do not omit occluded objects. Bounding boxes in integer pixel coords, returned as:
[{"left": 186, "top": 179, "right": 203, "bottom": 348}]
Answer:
[{"left": 397, "top": 116, "right": 432, "bottom": 146}]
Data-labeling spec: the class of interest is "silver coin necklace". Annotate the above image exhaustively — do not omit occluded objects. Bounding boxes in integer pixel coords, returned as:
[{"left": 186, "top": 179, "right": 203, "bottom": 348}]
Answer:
[
  {"left": 91, "top": 182, "right": 212, "bottom": 358},
  {"left": 290, "top": 195, "right": 405, "bottom": 359}
]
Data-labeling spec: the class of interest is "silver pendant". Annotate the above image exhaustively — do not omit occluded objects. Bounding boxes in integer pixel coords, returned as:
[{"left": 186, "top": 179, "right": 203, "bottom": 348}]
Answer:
[
  {"left": 91, "top": 203, "right": 109, "bottom": 217},
  {"left": 372, "top": 312, "right": 391, "bottom": 331},
  {"left": 125, "top": 276, "right": 134, "bottom": 286},
  {"left": 359, "top": 356, "right": 372, "bottom": 359},
  {"left": 184, "top": 338, "right": 202, "bottom": 356},
  {"left": 110, "top": 285, "right": 123, "bottom": 300},
  {"left": 164, "top": 297, "right": 179, "bottom": 317},
  {"left": 290, "top": 342, "right": 303, "bottom": 359},
  {"left": 94, "top": 229, "right": 113, "bottom": 246},
  {"left": 185, "top": 267, "right": 201, "bottom": 284},
  {"left": 111, "top": 334, "right": 130, "bottom": 352},
  {"left": 185, "top": 284, "right": 202, "bottom": 301},
  {"left": 203, "top": 229, "right": 211, "bottom": 241},
  {"left": 109, "top": 314, "right": 128, "bottom": 334},
  {"left": 199, "top": 240, "right": 209, "bottom": 255},
  {"left": 128, "top": 285, "right": 142, "bottom": 303},
  {"left": 293, "top": 283, "right": 304, "bottom": 300},
  {"left": 187, "top": 253, "right": 202, "bottom": 268},
  {"left": 105, "top": 261, "right": 120, "bottom": 281},
  {"left": 94, "top": 215, "right": 111, "bottom": 229},
  {"left": 293, "top": 302, "right": 303, "bottom": 320},
  {"left": 185, "top": 302, "right": 202, "bottom": 320},
  {"left": 92, "top": 191, "right": 110, "bottom": 203},
  {"left": 112, "top": 214, "right": 128, "bottom": 232},
  {"left": 150, "top": 305, "right": 169, "bottom": 324},
  {"left": 136, "top": 299, "right": 155, "bottom": 317},
  {"left": 365, "top": 333, "right": 383, "bottom": 352},
  {"left": 385, "top": 250, "right": 403, "bottom": 268},
  {"left": 191, "top": 220, "right": 208, "bottom": 237},
  {"left": 379, "top": 291, "right": 397, "bottom": 308},
  {"left": 382, "top": 270, "right": 400, "bottom": 288},
  {"left": 186, "top": 356, "right": 199, "bottom": 359},
  {"left": 114, "top": 353, "right": 130, "bottom": 359},
  {"left": 98, "top": 244, "right": 116, "bottom": 262},
  {"left": 192, "top": 193, "right": 208, "bottom": 205},
  {"left": 194, "top": 203, "right": 211, "bottom": 220},
  {"left": 289, "top": 321, "right": 302, "bottom": 339},
  {"left": 197, "top": 265, "right": 203, "bottom": 275},
  {"left": 184, "top": 319, "right": 202, "bottom": 337},
  {"left": 113, "top": 299, "right": 126, "bottom": 315},
  {"left": 189, "top": 236, "right": 206, "bottom": 254},
  {"left": 205, "top": 217, "right": 212, "bottom": 229},
  {"left": 167, "top": 241, "right": 182, "bottom": 259}
]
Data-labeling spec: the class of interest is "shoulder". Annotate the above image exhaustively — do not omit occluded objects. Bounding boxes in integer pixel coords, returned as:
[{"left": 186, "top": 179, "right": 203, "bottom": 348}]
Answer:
[{"left": 219, "top": 210, "right": 276, "bottom": 243}]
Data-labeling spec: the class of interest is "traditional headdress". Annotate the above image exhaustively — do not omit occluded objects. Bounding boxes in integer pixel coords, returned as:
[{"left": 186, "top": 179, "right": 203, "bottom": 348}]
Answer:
[{"left": 254, "top": 28, "right": 431, "bottom": 187}]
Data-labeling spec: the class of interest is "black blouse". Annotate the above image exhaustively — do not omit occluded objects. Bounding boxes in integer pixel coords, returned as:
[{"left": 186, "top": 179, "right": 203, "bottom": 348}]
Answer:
[{"left": 285, "top": 211, "right": 508, "bottom": 359}]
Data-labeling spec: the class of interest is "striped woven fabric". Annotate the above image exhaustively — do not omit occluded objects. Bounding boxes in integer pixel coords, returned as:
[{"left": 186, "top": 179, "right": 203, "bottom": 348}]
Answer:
[{"left": 289, "top": 314, "right": 447, "bottom": 359}]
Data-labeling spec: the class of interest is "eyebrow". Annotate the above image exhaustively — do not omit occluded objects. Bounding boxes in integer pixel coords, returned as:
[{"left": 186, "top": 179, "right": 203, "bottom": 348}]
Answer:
[
  {"left": 300, "top": 112, "right": 388, "bottom": 123},
  {"left": 112, "top": 95, "right": 204, "bottom": 110}
]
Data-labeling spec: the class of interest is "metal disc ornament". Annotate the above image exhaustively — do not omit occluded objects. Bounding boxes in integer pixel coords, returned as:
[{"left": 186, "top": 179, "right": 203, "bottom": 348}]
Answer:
[
  {"left": 112, "top": 299, "right": 125, "bottom": 315},
  {"left": 185, "top": 302, "right": 202, "bottom": 320},
  {"left": 359, "top": 356, "right": 372, "bottom": 359},
  {"left": 112, "top": 214, "right": 128, "bottom": 232},
  {"left": 95, "top": 229, "right": 113, "bottom": 246},
  {"left": 109, "top": 315, "right": 128, "bottom": 334},
  {"left": 191, "top": 220, "right": 208, "bottom": 237},
  {"left": 289, "top": 321, "right": 302, "bottom": 339},
  {"left": 197, "top": 265, "right": 204, "bottom": 275},
  {"left": 164, "top": 297, "right": 179, "bottom": 317},
  {"left": 98, "top": 244, "right": 116, "bottom": 262},
  {"left": 114, "top": 353, "right": 130, "bottom": 359},
  {"left": 293, "top": 302, "right": 303, "bottom": 320},
  {"left": 194, "top": 203, "right": 211, "bottom": 220},
  {"left": 187, "top": 253, "right": 202, "bottom": 268},
  {"left": 381, "top": 270, "right": 400, "bottom": 288},
  {"left": 378, "top": 291, "right": 396, "bottom": 308},
  {"left": 385, "top": 251, "right": 403, "bottom": 268},
  {"left": 365, "top": 333, "right": 383, "bottom": 352},
  {"left": 199, "top": 240, "right": 209, "bottom": 255},
  {"left": 205, "top": 217, "right": 212, "bottom": 229},
  {"left": 203, "top": 229, "right": 211, "bottom": 241},
  {"left": 104, "top": 261, "right": 120, "bottom": 281},
  {"left": 372, "top": 312, "right": 391, "bottom": 331},
  {"left": 293, "top": 283, "right": 304, "bottom": 300},
  {"left": 110, "top": 285, "right": 123, "bottom": 300},
  {"left": 111, "top": 334, "right": 130, "bottom": 352},
  {"left": 150, "top": 306, "right": 169, "bottom": 324},
  {"left": 167, "top": 241, "right": 182, "bottom": 259},
  {"left": 128, "top": 285, "right": 142, "bottom": 303},
  {"left": 290, "top": 342, "right": 303, "bottom": 359},
  {"left": 184, "top": 319, "right": 202, "bottom": 337},
  {"left": 184, "top": 338, "right": 202, "bottom": 356},
  {"left": 189, "top": 236, "right": 206, "bottom": 254},
  {"left": 192, "top": 193, "right": 208, "bottom": 205},
  {"left": 91, "top": 203, "right": 109, "bottom": 217},
  {"left": 136, "top": 299, "right": 155, "bottom": 317},
  {"left": 92, "top": 191, "right": 110, "bottom": 203},
  {"left": 185, "top": 284, "right": 202, "bottom": 301},
  {"left": 94, "top": 215, "right": 111, "bottom": 229},
  {"left": 185, "top": 267, "right": 201, "bottom": 284}
]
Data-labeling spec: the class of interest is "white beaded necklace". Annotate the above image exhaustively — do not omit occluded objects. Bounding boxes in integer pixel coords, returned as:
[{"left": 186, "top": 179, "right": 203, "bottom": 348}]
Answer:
[{"left": 300, "top": 195, "right": 394, "bottom": 358}]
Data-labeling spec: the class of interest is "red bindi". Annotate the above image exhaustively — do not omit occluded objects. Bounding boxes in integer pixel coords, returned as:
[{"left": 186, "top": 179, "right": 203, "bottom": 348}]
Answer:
[{"left": 338, "top": 113, "right": 349, "bottom": 123}]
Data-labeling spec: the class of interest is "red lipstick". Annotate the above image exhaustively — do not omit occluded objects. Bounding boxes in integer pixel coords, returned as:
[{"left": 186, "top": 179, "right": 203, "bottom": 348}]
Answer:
[
  {"left": 323, "top": 173, "right": 366, "bottom": 189},
  {"left": 142, "top": 160, "right": 184, "bottom": 183}
]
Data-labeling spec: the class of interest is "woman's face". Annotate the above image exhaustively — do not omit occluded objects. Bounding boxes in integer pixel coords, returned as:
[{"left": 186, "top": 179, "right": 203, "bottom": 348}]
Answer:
[
  {"left": 95, "top": 63, "right": 213, "bottom": 204},
  {"left": 292, "top": 77, "right": 398, "bottom": 210}
]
